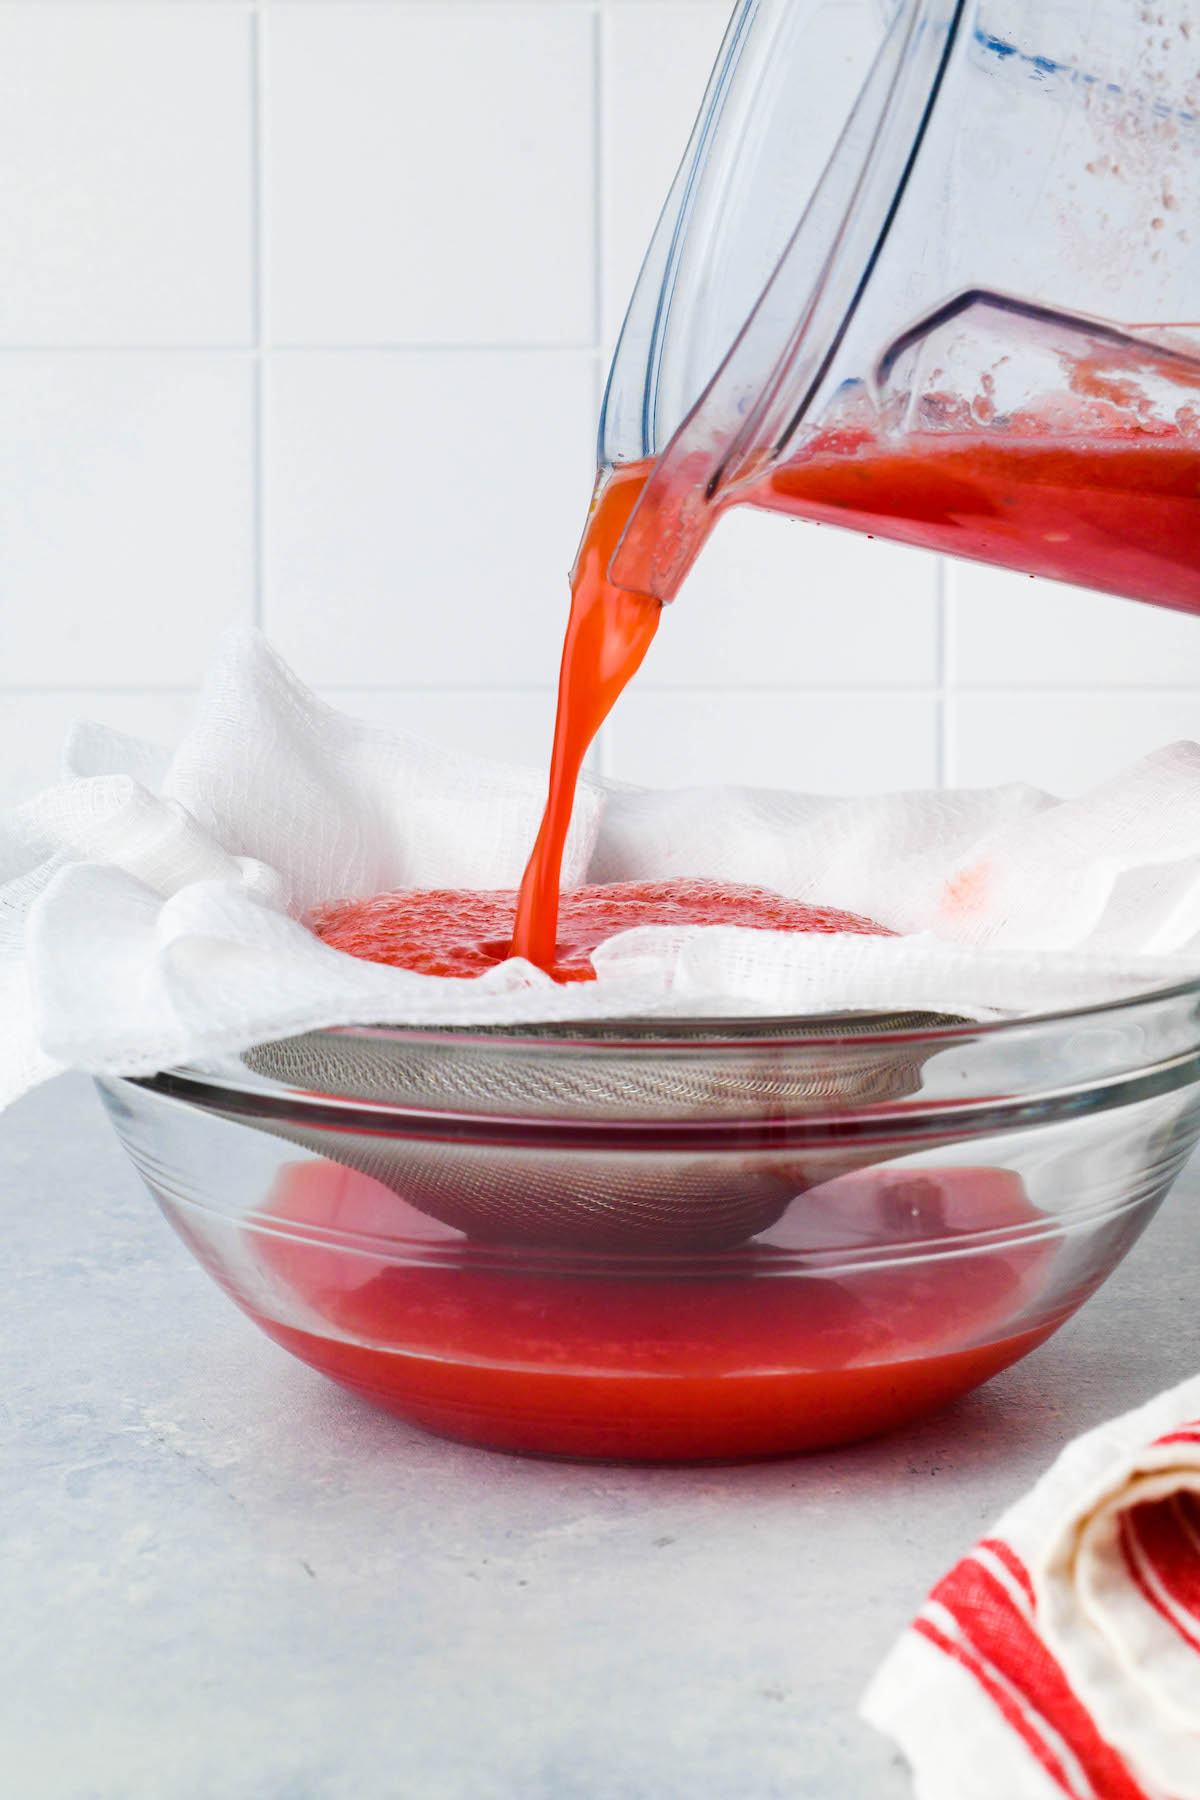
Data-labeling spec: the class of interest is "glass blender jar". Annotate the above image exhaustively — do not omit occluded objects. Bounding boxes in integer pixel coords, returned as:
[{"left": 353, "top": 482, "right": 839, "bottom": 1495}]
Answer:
[{"left": 601, "top": 0, "right": 1200, "bottom": 614}]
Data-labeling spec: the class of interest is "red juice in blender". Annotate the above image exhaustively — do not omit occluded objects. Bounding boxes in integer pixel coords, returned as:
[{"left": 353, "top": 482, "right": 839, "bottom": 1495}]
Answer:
[
  {"left": 748, "top": 327, "right": 1200, "bottom": 619},
  {"left": 611, "top": 293, "right": 1200, "bottom": 621},
  {"left": 758, "top": 427, "right": 1200, "bottom": 614}
]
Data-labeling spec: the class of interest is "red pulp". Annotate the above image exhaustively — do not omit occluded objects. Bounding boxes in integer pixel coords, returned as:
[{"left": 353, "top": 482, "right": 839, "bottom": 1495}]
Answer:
[{"left": 310, "top": 878, "right": 892, "bottom": 982}]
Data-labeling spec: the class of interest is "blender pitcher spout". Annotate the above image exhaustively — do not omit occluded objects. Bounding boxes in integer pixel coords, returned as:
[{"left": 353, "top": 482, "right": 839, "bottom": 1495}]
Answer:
[{"left": 601, "top": 0, "right": 1200, "bottom": 613}]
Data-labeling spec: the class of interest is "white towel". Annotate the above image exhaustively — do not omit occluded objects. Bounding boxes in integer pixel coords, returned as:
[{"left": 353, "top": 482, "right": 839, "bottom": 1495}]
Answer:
[{"left": 863, "top": 1375, "right": 1200, "bottom": 1798}]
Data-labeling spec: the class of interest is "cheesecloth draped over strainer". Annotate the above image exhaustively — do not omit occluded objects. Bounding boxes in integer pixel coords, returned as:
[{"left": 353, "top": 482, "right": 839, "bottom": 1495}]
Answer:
[{"left": 3, "top": 626, "right": 1199, "bottom": 1138}]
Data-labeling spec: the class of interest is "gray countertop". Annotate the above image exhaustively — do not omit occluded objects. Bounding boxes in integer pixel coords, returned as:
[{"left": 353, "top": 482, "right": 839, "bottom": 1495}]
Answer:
[{"left": 5, "top": 1074, "right": 1200, "bottom": 1800}]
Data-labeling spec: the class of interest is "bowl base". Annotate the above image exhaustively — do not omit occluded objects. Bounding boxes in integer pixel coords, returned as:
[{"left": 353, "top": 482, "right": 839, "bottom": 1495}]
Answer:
[{"left": 250, "top": 1312, "right": 1059, "bottom": 1461}]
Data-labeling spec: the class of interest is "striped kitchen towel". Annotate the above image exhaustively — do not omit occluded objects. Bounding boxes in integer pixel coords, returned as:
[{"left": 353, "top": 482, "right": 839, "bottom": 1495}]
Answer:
[{"left": 862, "top": 1374, "right": 1200, "bottom": 1799}]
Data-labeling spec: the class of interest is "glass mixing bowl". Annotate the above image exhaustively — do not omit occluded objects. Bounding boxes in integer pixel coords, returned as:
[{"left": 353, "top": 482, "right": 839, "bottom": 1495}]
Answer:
[{"left": 97, "top": 985, "right": 1200, "bottom": 1461}]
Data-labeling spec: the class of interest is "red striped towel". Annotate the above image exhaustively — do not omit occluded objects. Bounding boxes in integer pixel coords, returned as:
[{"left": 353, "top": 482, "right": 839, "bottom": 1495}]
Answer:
[{"left": 862, "top": 1376, "right": 1200, "bottom": 1798}]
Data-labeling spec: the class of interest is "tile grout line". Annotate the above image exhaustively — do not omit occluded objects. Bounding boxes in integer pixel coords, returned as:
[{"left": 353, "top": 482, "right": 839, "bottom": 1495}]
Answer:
[
  {"left": 589, "top": 0, "right": 609, "bottom": 782},
  {"left": 0, "top": 1, "right": 648, "bottom": 9},
  {"left": 0, "top": 344, "right": 604, "bottom": 356},
  {"left": 249, "top": 4, "right": 266, "bottom": 633},
  {"left": 591, "top": 0, "right": 606, "bottom": 356},
  {"left": 13, "top": 681, "right": 1200, "bottom": 695},
  {"left": 937, "top": 556, "right": 952, "bottom": 787}
]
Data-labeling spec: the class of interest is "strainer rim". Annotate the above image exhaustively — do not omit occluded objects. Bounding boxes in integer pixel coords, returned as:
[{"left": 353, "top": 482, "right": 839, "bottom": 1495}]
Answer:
[{"left": 301, "top": 978, "right": 1200, "bottom": 1050}]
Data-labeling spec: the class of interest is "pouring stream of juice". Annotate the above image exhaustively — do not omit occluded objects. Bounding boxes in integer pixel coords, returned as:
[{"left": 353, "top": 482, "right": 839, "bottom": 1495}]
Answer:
[{"left": 510, "top": 459, "right": 662, "bottom": 970}]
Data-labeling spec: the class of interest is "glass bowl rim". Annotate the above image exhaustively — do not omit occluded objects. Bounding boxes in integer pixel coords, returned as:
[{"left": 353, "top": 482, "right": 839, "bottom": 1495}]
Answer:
[{"left": 113, "top": 971, "right": 1200, "bottom": 1133}]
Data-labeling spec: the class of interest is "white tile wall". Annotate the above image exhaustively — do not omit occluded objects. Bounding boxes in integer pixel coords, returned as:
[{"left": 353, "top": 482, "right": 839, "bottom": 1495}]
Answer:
[
  {"left": 265, "top": 348, "right": 595, "bottom": 686},
  {"left": 949, "top": 560, "right": 1200, "bottom": 688},
  {"left": 0, "top": 691, "right": 198, "bottom": 809},
  {"left": 645, "top": 510, "right": 940, "bottom": 689},
  {"left": 605, "top": 691, "right": 940, "bottom": 792},
  {"left": 0, "top": 0, "right": 1196, "bottom": 813},
  {"left": 319, "top": 686, "right": 562, "bottom": 767},
  {"left": 264, "top": 6, "right": 595, "bottom": 346},
  {"left": 948, "top": 693, "right": 1200, "bottom": 795},
  {"left": 0, "top": 6, "right": 253, "bottom": 346},
  {"left": 0, "top": 354, "right": 254, "bottom": 687}
]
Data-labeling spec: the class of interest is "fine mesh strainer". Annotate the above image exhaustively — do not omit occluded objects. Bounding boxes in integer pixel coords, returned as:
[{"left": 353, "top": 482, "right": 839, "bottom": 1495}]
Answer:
[{"left": 238, "top": 1009, "right": 965, "bottom": 1253}]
